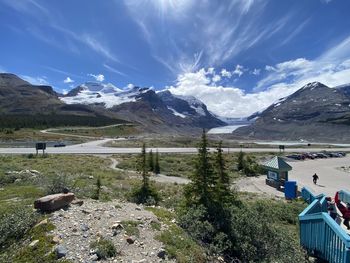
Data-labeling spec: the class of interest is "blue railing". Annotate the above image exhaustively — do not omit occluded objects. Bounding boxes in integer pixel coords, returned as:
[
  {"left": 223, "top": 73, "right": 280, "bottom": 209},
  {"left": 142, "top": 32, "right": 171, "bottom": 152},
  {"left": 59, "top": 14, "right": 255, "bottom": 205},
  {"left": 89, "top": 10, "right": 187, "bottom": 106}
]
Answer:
[
  {"left": 301, "top": 187, "right": 326, "bottom": 204},
  {"left": 299, "top": 189, "right": 350, "bottom": 263}
]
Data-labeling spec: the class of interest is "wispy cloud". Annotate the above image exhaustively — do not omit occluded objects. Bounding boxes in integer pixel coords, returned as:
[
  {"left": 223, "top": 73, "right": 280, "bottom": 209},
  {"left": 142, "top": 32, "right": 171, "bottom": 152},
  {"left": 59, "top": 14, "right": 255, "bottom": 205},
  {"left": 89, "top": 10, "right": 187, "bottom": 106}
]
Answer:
[
  {"left": 123, "top": 0, "right": 292, "bottom": 75},
  {"left": 4, "top": 0, "right": 119, "bottom": 63},
  {"left": 44, "top": 66, "right": 82, "bottom": 79},
  {"left": 0, "top": 65, "right": 6, "bottom": 73},
  {"left": 88, "top": 74, "right": 105, "bottom": 82},
  {"left": 82, "top": 35, "right": 119, "bottom": 62},
  {"left": 103, "top": 64, "right": 127, "bottom": 77},
  {"left": 21, "top": 75, "right": 49, "bottom": 85}
]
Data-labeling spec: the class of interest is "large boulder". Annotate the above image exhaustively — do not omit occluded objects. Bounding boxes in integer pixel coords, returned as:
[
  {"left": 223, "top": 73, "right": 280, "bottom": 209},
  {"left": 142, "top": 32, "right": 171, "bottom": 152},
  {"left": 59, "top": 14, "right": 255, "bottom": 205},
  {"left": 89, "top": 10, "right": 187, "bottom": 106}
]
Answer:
[{"left": 34, "top": 193, "right": 75, "bottom": 212}]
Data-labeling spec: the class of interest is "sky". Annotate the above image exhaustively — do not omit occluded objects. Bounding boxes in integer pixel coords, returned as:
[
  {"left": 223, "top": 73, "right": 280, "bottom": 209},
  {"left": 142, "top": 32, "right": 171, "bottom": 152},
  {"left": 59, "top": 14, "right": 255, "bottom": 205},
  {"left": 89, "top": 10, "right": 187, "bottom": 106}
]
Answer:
[{"left": 1, "top": 0, "right": 350, "bottom": 117}]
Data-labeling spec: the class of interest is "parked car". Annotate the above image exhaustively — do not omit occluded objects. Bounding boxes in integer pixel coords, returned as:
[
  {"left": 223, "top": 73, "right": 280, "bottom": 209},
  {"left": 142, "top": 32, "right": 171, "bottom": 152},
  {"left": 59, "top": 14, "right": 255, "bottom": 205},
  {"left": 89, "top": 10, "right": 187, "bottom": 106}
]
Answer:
[
  {"left": 315, "top": 153, "right": 328, "bottom": 158},
  {"left": 286, "top": 154, "right": 304, "bottom": 160},
  {"left": 54, "top": 142, "right": 66, "bottom": 147}
]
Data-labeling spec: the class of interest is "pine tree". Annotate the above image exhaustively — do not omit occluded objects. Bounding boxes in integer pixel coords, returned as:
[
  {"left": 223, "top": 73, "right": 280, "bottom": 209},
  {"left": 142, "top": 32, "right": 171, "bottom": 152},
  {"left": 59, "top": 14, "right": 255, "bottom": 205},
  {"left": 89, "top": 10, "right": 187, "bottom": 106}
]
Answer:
[
  {"left": 148, "top": 150, "right": 154, "bottom": 172},
  {"left": 131, "top": 143, "right": 160, "bottom": 204},
  {"left": 184, "top": 129, "right": 215, "bottom": 209},
  {"left": 237, "top": 150, "right": 245, "bottom": 171},
  {"left": 140, "top": 143, "right": 149, "bottom": 188},
  {"left": 214, "top": 141, "right": 235, "bottom": 206},
  {"left": 154, "top": 150, "right": 160, "bottom": 174}
]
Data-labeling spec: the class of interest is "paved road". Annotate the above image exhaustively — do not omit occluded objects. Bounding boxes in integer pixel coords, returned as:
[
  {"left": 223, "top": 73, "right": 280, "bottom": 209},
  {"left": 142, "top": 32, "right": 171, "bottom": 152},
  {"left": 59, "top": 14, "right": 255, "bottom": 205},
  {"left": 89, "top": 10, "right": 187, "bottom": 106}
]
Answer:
[{"left": 2, "top": 138, "right": 350, "bottom": 154}]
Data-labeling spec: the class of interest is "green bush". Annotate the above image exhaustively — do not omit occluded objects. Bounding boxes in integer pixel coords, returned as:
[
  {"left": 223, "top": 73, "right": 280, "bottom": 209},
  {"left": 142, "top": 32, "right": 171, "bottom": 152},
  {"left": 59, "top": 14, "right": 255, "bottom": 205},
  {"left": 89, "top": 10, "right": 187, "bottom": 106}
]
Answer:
[
  {"left": 45, "top": 173, "right": 72, "bottom": 194},
  {"left": 129, "top": 184, "right": 160, "bottom": 205},
  {"left": 90, "top": 238, "right": 117, "bottom": 259},
  {"left": 0, "top": 206, "right": 39, "bottom": 249}
]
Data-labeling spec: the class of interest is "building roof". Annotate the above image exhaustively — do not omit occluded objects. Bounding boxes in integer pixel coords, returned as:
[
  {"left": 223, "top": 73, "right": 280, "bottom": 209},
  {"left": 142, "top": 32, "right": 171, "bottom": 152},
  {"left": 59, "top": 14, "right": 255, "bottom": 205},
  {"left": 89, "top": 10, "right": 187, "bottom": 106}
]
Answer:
[{"left": 262, "top": 156, "right": 292, "bottom": 171}]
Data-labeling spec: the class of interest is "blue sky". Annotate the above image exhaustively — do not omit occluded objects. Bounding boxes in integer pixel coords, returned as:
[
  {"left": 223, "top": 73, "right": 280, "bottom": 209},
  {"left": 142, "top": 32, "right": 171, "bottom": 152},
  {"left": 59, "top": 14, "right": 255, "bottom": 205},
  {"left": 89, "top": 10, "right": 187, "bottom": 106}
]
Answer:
[{"left": 1, "top": 0, "right": 350, "bottom": 117}]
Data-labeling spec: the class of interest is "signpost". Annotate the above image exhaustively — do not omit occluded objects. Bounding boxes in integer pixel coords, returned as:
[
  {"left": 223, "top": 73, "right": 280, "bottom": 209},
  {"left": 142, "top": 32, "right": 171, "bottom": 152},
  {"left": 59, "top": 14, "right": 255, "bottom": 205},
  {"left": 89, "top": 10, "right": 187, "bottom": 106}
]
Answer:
[
  {"left": 279, "top": 145, "right": 285, "bottom": 153},
  {"left": 35, "top": 142, "right": 46, "bottom": 155}
]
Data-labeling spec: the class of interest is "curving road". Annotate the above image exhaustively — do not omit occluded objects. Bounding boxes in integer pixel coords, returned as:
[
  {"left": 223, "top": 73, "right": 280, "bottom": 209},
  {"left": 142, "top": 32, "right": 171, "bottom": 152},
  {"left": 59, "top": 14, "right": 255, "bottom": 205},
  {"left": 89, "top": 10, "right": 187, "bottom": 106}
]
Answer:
[{"left": 1, "top": 138, "right": 350, "bottom": 154}]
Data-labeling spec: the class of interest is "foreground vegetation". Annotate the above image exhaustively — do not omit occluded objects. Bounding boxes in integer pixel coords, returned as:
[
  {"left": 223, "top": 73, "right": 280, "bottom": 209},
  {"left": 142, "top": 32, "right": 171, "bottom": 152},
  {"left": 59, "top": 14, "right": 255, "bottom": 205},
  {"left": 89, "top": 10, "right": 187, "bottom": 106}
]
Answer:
[{"left": 0, "top": 141, "right": 307, "bottom": 262}]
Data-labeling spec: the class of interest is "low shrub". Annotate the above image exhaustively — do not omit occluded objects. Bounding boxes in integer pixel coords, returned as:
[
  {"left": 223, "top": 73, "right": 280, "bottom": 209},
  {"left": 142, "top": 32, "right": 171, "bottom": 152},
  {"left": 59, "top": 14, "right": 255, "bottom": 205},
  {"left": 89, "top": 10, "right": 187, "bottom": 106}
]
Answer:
[
  {"left": 129, "top": 184, "right": 160, "bottom": 205},
  {"left": 0, "top": 206, "right": 39, "bottom": 249},
  {"left": 90, "top": 237, "right": 117, "bottom": 259},
  {"left": 45, "top": 173, "right": 72, "bottom": 195}
]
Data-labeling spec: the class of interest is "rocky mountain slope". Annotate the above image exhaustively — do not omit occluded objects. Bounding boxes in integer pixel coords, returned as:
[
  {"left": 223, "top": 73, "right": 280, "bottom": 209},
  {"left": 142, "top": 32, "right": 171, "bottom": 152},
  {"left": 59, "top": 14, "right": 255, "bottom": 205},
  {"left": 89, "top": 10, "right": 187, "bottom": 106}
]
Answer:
[
  {"left": 0, "top": 73, "right": 224, "bottom": 132},
  {"left": 62, "top": 83, "right": 225, "bottom": 133},
  {"left": 0, "top": 73, "right": 128, "bottom": 128},
  {"left": 234, "top": 82, "right": 350, "bottom": 142}
]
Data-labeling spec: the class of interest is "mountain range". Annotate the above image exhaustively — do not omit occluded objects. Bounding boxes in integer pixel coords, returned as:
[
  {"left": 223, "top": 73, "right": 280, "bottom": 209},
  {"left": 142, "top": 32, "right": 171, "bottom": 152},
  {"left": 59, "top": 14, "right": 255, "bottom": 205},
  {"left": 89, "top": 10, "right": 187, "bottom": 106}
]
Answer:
[
  {"left": 233, "top": 82, "right": 350, "bottom": 142},
  {"left": 2, "top": 72, "right": 350, "bottom": 141},
  {"left": 0, "top": 73, "right": 224, "bottom": 133}
]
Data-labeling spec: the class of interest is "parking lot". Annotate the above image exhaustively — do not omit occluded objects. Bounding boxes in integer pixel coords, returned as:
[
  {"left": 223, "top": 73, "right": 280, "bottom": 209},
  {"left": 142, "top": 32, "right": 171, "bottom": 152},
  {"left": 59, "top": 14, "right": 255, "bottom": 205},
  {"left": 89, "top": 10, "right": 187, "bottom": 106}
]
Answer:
[{"left": 236, "top": 153, "right": 350, "bottom": 198}]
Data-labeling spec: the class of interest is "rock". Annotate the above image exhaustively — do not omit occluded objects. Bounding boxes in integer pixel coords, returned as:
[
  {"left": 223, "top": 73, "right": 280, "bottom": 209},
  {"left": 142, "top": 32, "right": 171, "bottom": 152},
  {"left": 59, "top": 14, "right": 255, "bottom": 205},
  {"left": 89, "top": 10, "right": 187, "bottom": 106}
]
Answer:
[
  {"left": 30, "top": 170, "right": 40, "bottom": 174},
  {"left": 90, "top": 254, "right": 99, "bottom": 261},
  {"left": 29, "top": 240, "right": 39, "bottom": 248},
  {"left": 52, "top": 236, "right": 61, "bottom": 244},
  {"left": 217, "top": 256, "right": 225, "bottom": 262},
  {"left": 14, "top": 178, "right": 22, "bottom": 183},
  {"left": 132, "top": 260, "right": 147, "bottom": 263},
  {"left": 157, "top": 249, "right": 166, "bottom": 259},
  {"left": 81, "top": 223, "right": 89, "bottom": 231},
  {"left": 89, "top": 176, "right": 94, "bottom": 179},
  {"left": 126, "top": 236, "right": 135, "bottom": 244},
  {"left": 111, "top": 223, "right": 123, "bottom": 231},
  {"left": 135, "top": 206, "right": 142, "bottom": 211},
  {"left": 56, "top": 245, "right": 67, "bottom": 259},
  {"left": 34, "top": 218, "right": 48, "bottom": 228},
  {"left": 72, "top": 199, "right": 84, "bottom": 206},
  {"left": 34, "top": 193, "right": 75, "bottom": 212}
]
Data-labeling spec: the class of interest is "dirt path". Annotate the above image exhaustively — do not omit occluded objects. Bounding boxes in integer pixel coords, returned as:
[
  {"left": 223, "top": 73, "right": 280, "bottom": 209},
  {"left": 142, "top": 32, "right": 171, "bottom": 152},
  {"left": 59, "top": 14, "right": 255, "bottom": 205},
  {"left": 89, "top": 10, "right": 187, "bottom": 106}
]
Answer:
[{"left": 107, "top": 156, "right": 190, "bottom": 185}]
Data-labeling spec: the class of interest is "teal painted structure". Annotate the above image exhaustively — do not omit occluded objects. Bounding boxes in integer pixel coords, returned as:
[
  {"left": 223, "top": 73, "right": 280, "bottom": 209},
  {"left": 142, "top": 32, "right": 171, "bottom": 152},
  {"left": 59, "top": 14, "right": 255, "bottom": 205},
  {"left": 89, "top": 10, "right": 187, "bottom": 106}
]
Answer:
[{"left": 299, "top": 187, "right": 350, "bottom": 263}]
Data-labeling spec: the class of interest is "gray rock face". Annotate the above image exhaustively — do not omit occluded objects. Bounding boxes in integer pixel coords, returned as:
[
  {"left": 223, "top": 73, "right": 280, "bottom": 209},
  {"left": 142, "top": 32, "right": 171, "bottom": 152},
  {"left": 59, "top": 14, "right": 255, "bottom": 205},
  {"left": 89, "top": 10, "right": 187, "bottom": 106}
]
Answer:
[{"left": 34, "top": 193, "right": 75, "bottom": 212}]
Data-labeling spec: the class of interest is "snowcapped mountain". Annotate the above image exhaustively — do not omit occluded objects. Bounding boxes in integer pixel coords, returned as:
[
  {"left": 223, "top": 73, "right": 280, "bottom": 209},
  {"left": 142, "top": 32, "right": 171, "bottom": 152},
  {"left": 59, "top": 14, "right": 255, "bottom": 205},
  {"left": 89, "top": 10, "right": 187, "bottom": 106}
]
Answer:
[
  {"left": 234, "top": 81, "right": 350, "bottom": 142},
  {"left": 60, "top": 82, "right": 225, "bottom": 132}
]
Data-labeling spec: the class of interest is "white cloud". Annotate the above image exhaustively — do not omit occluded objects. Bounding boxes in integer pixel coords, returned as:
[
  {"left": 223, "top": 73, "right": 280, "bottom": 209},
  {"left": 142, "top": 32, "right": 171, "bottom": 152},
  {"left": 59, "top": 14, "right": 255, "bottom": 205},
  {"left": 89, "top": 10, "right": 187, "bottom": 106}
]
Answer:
[
  {"left": 251, "top": 68, "right": 261, "bottom": 75},
  {"left": 256, "top": 35, "right": 350, "bottom": 92},
  {"left": 232, "top": 64, "right": 245, "bottom": 77},
  {"left": 63, "top": 77, "right": 74, "bottom": 83},
  {"left": 21, "top": 75, "right": 49, "bottom": 85},
  {"left": 221, "top": 69, "right": 232, "bottom": 78},
  {"left": 168, "top": 68, "right": 298, "bottom": 118},
  {"left": 88, "top": 74, "right": 105, "bottom": 82},
  {"left": 62, "top": 89, "right": 68, "bottom": 95},
  {"left": 212, "top": 74, "right": 221, "bottom": 83},
  {"left": 168, "top": 53, "right": 350, "bottom": 118},
  {"left": 0, "top": 65, "right": 6, "bottom": 73}
]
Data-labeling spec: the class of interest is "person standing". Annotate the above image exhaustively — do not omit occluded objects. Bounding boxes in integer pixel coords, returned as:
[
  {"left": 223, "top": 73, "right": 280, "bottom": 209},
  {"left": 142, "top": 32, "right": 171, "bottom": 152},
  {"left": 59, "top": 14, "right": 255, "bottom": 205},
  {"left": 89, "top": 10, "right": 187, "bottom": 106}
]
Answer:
[{"left": 312, "top": 173, "right": 319, "bottom": 184}]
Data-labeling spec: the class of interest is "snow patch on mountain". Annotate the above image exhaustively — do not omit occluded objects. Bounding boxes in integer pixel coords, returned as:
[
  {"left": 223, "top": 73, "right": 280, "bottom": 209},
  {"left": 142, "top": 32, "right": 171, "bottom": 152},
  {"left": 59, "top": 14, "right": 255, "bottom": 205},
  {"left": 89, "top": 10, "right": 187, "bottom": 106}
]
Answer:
[
  {"left": 167, "top": 107, "right": 186, "bottom": 118},
  {"left": 60, "top": 82, "right": 151, "bottom": 108}
]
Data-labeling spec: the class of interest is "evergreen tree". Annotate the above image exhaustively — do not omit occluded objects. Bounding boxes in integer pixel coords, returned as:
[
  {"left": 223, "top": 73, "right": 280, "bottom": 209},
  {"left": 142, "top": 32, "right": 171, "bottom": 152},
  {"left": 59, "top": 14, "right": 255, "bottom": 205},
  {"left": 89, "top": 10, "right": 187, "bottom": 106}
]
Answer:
[
  {"left": 148, "top": 150, "right": 154, "bottom": 172},
  {"left": 184, "top": 129, "right": 215, "bottom": 209},
  {"left": 154, "top": 150, "right": 160, "bottom": 174},
  {"left": 237, "top": 150, "right": 245, "bottom": 171},
  {"left": 214, "top": 141, "right": 231, "bottom": 203},
  {"left": 140, "top": 143, "right": 149, "bottom": 188},
  {"left": 131, "top": 143, "right": 160, "bottom": 205},
  {"left": 92, "top": 176, "right": 101, "bottom": 200}
]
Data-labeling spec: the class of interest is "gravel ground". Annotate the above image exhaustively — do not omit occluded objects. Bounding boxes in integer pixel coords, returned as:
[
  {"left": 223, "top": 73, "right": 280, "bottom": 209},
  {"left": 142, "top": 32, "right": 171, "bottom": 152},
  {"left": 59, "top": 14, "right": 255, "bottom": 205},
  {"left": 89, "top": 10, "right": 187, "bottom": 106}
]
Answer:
[{"left": 49, "top": 200, "right": 174, "bottom": 263}]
